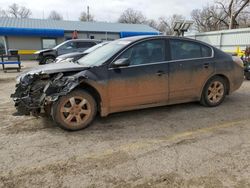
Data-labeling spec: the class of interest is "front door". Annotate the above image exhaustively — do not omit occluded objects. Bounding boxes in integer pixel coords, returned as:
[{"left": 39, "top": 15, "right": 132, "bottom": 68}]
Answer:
[
  {"left": 57, "top": 41, "right": 77, "bottom": 55},
  {"left": 168, "top": 39, "right": 215, "bottom": 102},
  {"left": 108, "top": 39, "right": 169, "bottom": 111}
]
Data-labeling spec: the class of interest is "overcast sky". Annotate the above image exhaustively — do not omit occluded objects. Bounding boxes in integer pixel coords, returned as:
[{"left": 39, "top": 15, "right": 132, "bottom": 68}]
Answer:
[{"left": 0, "top": 0, "right": 211, "bottom": 22}]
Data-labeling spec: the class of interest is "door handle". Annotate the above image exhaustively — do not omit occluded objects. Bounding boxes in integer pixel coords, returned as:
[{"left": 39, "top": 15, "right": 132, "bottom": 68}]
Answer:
[
  {"left": 204, "top": 63, "right": 209, "bottom": 69},
  {"left": 156, "top": 71, "right": 165, "bottom": 76}
]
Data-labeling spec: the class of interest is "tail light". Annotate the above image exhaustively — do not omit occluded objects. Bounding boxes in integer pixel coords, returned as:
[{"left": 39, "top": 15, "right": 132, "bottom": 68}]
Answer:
[{"left": 232, "top": 56, "right": 244, "bottom": 68}]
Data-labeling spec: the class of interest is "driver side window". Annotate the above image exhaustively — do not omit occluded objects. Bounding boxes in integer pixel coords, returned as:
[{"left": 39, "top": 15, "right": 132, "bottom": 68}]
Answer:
[
  {"left": 60, "top": 41, "right": 76, "bottom": 50},
  {"left": 118, "top": 39, "right": 165, "bottom": 66}
]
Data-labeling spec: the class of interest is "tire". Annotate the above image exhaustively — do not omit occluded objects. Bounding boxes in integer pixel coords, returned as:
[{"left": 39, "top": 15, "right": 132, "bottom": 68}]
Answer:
[
  {"left": 44, "top": 104, "right": 52, "bottom": 116},
  {"left": 245, "top": 75, "right": 250, "bottom": 80},
  {"left": 52, "top": 90, "right": 97, "bottom": 131},
  {"left": 41, "top": 56, "right": 55, "bottom": 65},
  {"left": 200, "top": 76, "right": 227, "bottom": 107}
]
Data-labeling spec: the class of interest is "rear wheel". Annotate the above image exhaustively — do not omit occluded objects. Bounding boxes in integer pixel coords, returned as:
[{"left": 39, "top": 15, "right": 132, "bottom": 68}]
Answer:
[
  {"left": 245, "top": 75, "right": 250, "bottom": 80},
  {"left": 52, "top": 90, "right": 97, "bottom": 131},
  {"left": 200, "top": 76, "right": 227, "bottom": 107}
]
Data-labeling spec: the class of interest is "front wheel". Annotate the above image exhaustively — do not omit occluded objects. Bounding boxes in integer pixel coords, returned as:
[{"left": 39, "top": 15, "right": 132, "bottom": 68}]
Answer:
[
  {"left": 40, "top": 56, "right": 55, "bottom": 65},
  {"left": 200, "top": 76, "right": 227, "bottom": 107},
  {"left": 52, "top": 90, "right": 97, "bottom": 131}
]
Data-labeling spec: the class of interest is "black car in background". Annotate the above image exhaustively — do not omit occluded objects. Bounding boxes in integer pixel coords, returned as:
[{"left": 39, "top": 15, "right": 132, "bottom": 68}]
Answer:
[
  {"left": 55, "top": 42, "right": 109, "bottom": 63},
  {"left": 242, "top": 47, "right": 250, "bottom": 80},
  {"left": 0, "top": 43, "right": 5, "bottom": 55},
  {"left": 243, "top": 57, "right": 250, "bottom": 80},
  {"left": 34, "top": 39, "right": 100, "bottom": 64}
]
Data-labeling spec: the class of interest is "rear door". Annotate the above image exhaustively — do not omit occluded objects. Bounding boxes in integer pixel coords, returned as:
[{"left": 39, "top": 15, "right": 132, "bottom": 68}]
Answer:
[
  {"left": 168, "top": 39, "right": 215, "bottom": 102},
  {"left": 108, "top": 39, "right": 169, "bottom": 111}
]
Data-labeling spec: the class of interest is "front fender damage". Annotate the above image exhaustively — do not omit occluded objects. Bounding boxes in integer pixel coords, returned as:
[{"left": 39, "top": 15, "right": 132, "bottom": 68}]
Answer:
[{"left": 11, "top": 71, "right": 91, "bottom": 116}]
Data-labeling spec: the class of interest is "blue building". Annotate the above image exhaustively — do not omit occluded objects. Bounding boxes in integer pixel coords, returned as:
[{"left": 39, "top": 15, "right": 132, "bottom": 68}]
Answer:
[{"left": 0, "top": 17, "right": 159, "bottom": 59}]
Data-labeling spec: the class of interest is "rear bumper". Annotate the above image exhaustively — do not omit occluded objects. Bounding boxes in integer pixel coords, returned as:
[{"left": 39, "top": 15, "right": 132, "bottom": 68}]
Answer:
[{"left": 229, "top": 69, "right": 244, "bottom": 93}]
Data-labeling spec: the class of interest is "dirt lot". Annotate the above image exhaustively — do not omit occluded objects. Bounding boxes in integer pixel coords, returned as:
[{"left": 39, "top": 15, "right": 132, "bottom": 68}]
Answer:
[{"left": 0, "top": 62, "right": 250, "bottom": 188}]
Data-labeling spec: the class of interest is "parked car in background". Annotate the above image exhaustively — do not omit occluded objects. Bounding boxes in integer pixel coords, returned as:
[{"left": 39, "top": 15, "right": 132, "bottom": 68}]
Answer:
[
  {"left": 243, "top": 46, "right": 250, "bottom": 80},
  {"left": 244, "top": 61, "right": 250, "bottom": 80},
  {"left": 0, "top": 42, "right": 6, "bottom": 55},
  {"left": 34, "top": 39, "right": 101, "bottom": 65},
  {"left": 55, "top": 42, "right": 109, "bottom": 63},
  {"left": 11, "top": 36, "right": 244, "bottom": 131}
]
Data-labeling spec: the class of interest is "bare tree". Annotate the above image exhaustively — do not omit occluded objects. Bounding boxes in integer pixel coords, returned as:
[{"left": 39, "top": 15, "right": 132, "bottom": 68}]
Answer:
[
  {"left": 157, "top": 14, "right": 185, "bottom": 35},
  {"left": 146, "top": 19, "right": 158, "bottom": 29},
  {"left": 216, "top": 0, "right": 250, "bottom": 29},
  {"left": 8, "top": 3, "right": 19, "bottom": 18},
  {"left": 192, "top": 0, "right": 250, "bottom": 31},
  {"left": 18, "top": 6, "right": 32, "bottom": 18},
  {"left": 79, "top": 11, "right": 94, "bottom": 21},
  {"left": 118, "top": 8, "right": 147, "bottom": 24},
  {"left": 237, "top": 10, "right": 250, "bottom": 27},
  {"left": 191, "top": 5, "right": 228, "bottom": 32},
  {"left": 8, "top": 3, "right": 32, "bottom": 18},
  {"left": 191, "top": 0, "right": 250, "bottom": 32},
  {"left": 0, "top": 9, "right": 8, "bottom": 17},
  {"left": 48, "top": 10, "right": 63, "bottom": 20}
]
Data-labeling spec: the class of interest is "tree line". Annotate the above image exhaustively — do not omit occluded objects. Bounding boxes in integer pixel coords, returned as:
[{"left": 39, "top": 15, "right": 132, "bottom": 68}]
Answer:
[
  {"left": 0, "top": 0, "right": 249, "bottom": 33},
  {"left": 118, "top": 0, "right": 250, "bottom": 34}
]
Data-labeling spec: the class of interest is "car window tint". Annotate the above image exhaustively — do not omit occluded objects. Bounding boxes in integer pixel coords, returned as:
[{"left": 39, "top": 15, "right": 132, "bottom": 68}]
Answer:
[
  {"left": 61, "top": 41, "right": 76, "bottom": 49},
  {"left": 201, "top": 45, "right": 212, "bottom": 57},
  {"left": 170, "top": 40, "right": 212, "bottom": 60},
  {"left": 77, "top": 42, "right": 96, "bottom": 48},
  {"left": 118, "top": 39, "right": 165, "bottom": 66}
]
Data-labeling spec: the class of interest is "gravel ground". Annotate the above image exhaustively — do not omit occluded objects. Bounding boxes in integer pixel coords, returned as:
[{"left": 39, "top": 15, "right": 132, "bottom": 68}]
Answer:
[{"left": 0, "top": 62, "right": 249, "bottom": 188}]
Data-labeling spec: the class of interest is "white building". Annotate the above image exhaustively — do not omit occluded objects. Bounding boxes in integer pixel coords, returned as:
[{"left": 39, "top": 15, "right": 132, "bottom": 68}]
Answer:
[{"left": 186, "top": 28, "right": 250, "bottom": 53}]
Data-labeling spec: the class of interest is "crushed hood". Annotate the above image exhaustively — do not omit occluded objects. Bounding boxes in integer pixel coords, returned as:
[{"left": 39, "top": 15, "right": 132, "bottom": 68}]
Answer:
[
  {"left": 57, "top": 52, "right": 84, "bottom": 59},
  {"left": 34, "top": 49, "right": 54, "bottom": 54},
  {"left": 22, "top": 61, "right": 89, "bottom": 75}
]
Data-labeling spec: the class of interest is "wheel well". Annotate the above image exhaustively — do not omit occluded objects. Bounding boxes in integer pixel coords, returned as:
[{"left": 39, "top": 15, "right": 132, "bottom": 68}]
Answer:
[
  {"left": 77, "top": 83, "right": 101, "bottom": 111},
  {"left": 44, "top": 55, "right": 56, "bottom": 59}
]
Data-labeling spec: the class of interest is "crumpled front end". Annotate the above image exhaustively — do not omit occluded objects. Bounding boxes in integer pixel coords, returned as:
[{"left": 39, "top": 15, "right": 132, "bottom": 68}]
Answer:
[{"left": 11, "top": 72, "right": 87, "bottom": 116}]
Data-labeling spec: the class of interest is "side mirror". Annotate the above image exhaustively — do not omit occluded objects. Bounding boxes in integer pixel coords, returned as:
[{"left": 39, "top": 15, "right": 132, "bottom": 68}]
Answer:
[{"left": 112, "top": 58, "right": 130, "bottom": 68}]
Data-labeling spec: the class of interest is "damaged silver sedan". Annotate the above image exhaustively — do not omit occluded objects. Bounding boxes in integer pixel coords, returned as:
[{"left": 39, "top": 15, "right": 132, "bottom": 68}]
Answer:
[{"left": 11, "top": 36, "right": 244, "bottom": 131}]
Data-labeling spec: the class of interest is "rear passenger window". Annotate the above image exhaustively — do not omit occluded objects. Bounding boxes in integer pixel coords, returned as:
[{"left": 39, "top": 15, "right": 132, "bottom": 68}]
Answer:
[
  {"left": 201, "top": 45, "right": 212, "bottom": 57},
  {"left": 170, "top": 39, "right": 212, "bottom": 60},
  {"left": 77, "top": 42, "right": 96, "bottom": 48}
]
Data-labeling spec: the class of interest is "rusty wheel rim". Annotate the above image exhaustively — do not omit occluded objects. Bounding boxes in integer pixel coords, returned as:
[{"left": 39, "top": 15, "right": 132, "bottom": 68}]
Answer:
[
  {"left": 60, "top": 96, "right": 91, "bottom": 126},
  {"left": 207, "top": 81, "right": 224, "bottom": 104}
]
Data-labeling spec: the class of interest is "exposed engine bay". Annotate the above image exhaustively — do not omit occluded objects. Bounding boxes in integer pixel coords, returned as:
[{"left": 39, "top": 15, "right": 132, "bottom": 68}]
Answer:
[{"left": 11, "top": 71, "right": 88, "bottom": 116}]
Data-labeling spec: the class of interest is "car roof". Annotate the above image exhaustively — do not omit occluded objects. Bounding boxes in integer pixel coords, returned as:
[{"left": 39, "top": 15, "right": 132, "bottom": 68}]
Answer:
[
  {"left": 66, "top": 39, "right": 101, "bottom": 43},
  {"left": 118, "top": 35, "right": 214, "bottom": 48}
]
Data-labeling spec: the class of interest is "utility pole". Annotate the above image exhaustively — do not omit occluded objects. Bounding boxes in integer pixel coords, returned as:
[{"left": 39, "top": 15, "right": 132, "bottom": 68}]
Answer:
[
  {"left": 87, "top": 6, "right": 89, "bottom": 21},
  {"left": 229, "top": 1, "right": 234, "bottom": 29}
]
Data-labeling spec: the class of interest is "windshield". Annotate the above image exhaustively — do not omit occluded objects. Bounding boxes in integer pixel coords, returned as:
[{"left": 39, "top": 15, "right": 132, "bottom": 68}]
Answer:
[
  {"left": 83, "top": 42, "right": 108, "bottom": 54},
  {"left": 53, "top": 41, "right": 69, "bottom": 50},
  {"left": 77, "top": 40, "right": 131, "bottom": 66}
]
